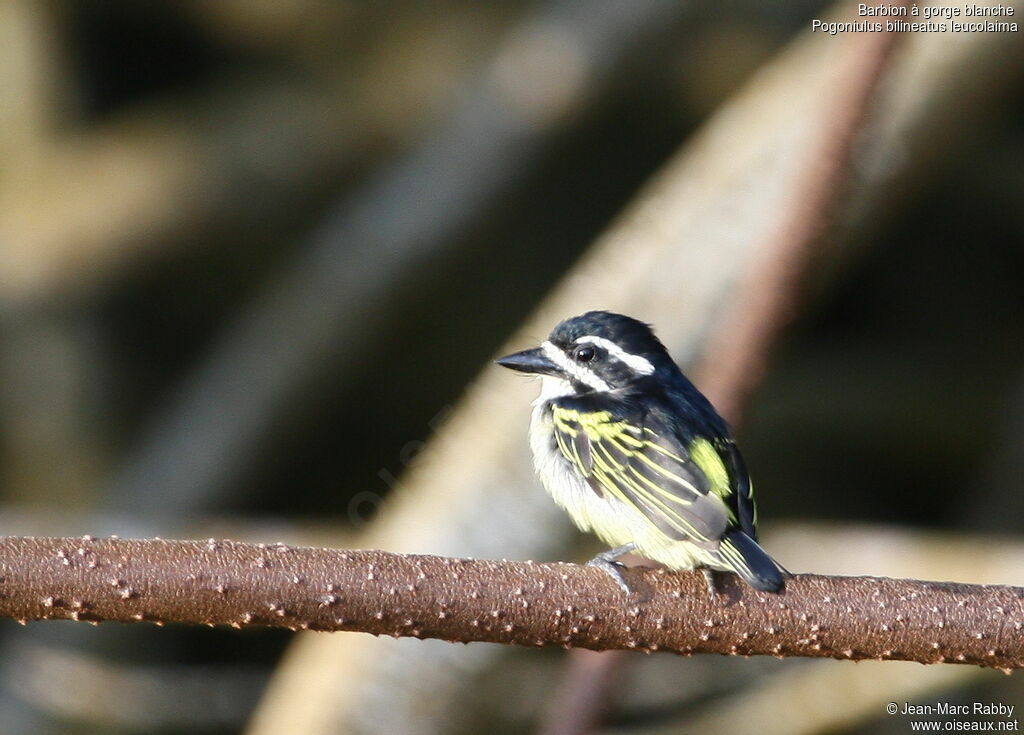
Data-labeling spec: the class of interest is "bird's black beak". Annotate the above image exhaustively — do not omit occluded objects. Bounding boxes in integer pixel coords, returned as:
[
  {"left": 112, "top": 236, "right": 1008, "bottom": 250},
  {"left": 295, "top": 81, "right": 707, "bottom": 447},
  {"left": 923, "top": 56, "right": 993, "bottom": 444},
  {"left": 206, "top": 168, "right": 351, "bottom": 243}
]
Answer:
[{"left": 496, "top": 347, "right": 561, "bottom": 377}]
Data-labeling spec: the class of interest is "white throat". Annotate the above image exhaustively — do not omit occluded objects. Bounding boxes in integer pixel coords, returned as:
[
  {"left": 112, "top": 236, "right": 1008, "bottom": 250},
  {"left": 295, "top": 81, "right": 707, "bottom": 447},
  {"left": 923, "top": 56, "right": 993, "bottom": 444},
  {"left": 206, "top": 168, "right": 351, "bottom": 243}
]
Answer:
[{"left": 533, "top": 375, "right": 575, "bottom": 406}]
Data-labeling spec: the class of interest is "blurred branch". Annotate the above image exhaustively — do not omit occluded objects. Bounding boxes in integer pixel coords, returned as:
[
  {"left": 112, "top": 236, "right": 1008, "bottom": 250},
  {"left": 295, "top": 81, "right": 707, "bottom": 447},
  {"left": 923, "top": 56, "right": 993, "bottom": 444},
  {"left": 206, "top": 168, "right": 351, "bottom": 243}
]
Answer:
[
  {"left": 1, "top": 537, "right": 1023, "bottom": 671},
  {"left": 696, "top": 6, "right": 904, "bottom": 425},
  {"left": 0, "top": 6, "right": 504, "bottom": 306},
  {"left": 2, "top": 640, "right": 264, "bottom": 730},
  {"left": 630, "top": 660, "right": 987, "bottom": 735},
  {"left": 537, "top": 650, "right": 626, "bottom": 735},
  {"left": 0, "top": 0, "right": 60, "bottom": 166},
  {"left": 97, "top": 0, "right": 681, "bottom": 523}
]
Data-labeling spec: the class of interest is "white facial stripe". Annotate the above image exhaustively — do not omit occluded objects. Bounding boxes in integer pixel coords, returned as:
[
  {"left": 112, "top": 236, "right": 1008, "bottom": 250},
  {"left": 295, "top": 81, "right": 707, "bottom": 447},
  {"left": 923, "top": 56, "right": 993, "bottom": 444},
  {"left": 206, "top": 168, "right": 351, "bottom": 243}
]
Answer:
[
  {"left": 542, "top": 340, "right": 611, "bottom": 392},
  {"left": 575, "top": 335, "right": 655, "bottom": 375}
]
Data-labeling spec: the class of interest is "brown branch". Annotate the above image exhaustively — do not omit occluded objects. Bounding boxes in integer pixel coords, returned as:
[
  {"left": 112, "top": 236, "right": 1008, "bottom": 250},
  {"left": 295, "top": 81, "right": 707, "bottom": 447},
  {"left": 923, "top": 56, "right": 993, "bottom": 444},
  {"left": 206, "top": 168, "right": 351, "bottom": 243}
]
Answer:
[
  {"left": 0, "top": 537, "right": 1020, "bottom": 672},
  {"left": 698, "top": 13, "right": 906, "bottom": 425},
  {"left": 535, "top": 651, "right": 628, "bottom": 735}
]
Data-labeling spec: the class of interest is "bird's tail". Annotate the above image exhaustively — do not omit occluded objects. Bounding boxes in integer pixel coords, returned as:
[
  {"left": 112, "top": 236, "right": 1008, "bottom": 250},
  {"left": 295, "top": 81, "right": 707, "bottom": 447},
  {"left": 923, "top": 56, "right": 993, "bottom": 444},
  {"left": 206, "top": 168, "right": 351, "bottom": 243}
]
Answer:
[{"left": 719, "top": 530, "right": 785, "bottom": 593}]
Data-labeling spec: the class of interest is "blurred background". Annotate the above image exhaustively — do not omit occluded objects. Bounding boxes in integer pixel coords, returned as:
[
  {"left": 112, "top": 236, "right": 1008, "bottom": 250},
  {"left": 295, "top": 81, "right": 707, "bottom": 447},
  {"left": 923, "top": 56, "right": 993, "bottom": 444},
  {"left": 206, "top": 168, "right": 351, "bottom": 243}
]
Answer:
[{"left": 1, "top": 1, "right": 1023, "bottom": 733}]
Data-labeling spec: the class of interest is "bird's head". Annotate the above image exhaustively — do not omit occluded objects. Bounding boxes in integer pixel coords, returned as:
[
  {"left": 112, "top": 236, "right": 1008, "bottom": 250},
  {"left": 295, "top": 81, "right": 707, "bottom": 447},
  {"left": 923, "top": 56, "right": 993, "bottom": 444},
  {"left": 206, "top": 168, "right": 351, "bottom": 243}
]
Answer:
[{"left": 496, "top": 311, "right": 673, "bottom": 396}]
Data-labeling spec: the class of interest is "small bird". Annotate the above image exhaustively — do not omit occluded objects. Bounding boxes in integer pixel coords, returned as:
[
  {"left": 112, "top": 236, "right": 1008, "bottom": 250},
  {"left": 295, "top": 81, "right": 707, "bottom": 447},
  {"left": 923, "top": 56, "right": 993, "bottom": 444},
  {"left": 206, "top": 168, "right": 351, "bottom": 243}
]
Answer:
[{"left": 497, "top": 311, "right": 784, "bottom": 594}]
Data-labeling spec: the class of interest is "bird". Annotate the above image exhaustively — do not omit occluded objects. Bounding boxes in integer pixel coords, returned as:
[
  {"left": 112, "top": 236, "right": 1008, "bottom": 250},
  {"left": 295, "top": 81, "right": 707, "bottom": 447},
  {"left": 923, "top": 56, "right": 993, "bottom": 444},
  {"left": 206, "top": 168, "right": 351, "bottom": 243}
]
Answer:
[{"left": 496, "top": 310, "right": 784, "bottom": 595}]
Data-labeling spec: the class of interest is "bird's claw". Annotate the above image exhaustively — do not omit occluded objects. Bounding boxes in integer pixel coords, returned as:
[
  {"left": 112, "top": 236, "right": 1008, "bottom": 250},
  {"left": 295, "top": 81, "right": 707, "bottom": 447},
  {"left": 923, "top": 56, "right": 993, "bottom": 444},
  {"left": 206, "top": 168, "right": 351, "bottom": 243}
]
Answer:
[
  {"left": 586, "top": 543, "right": 636, "bottom": 595},
  {"left": 587, "top": 557, "right": 632, "bottom": 594},
  {"left": 702, "top": 568, "right": 718, "bottom": 599}
]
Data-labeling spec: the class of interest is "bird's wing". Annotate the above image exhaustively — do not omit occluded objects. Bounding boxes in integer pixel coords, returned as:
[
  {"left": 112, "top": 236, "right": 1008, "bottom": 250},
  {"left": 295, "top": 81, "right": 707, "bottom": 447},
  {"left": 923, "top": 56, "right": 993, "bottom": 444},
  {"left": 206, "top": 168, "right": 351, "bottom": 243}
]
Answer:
[
  {"left": 717, "top": 438, "right": 758, "bottom": 540},
  {"left": 549, "top": 399, "right": 730, "bottom": 544}
]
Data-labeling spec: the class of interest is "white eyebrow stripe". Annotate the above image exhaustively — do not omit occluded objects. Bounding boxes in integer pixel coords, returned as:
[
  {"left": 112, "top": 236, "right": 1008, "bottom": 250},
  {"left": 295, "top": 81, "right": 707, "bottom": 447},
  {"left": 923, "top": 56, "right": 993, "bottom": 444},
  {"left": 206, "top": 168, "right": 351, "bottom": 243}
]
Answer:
[
  {"left": 575, "top": 335, "right": 655, "bottom": 375},
  {"left": 542, "top": 340, "right": 611, "bottom": 392}
]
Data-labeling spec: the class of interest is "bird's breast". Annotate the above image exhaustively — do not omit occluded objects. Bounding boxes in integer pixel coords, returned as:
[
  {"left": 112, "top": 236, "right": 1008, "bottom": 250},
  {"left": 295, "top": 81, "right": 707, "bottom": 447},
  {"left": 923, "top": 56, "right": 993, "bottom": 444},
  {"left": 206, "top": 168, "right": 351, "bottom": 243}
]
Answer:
[{"left": 528, "top": 402, "right": 647, "bottom": 549}]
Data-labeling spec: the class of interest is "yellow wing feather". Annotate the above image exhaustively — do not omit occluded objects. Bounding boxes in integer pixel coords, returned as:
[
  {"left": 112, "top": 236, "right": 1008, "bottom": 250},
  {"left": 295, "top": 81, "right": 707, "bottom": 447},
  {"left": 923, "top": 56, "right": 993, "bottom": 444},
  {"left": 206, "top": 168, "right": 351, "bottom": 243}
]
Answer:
[{"left": 550, "top": 405, "right": 729, "bottom": 543}]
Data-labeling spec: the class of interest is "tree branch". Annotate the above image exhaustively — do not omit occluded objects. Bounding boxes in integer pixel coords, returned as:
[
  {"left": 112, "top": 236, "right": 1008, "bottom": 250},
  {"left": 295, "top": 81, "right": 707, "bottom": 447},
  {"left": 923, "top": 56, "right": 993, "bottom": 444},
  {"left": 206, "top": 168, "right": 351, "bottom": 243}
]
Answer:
[{"left": 1, "top": 536, "right": 1020, "bottom": 672}]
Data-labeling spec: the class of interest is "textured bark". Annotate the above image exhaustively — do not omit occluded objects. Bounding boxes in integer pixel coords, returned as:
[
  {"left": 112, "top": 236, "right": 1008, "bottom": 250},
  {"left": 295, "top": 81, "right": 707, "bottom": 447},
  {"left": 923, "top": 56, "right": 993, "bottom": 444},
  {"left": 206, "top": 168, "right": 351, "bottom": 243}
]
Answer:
[{"left": 0, "top": 537, "right": 1020, "bottom": 671}]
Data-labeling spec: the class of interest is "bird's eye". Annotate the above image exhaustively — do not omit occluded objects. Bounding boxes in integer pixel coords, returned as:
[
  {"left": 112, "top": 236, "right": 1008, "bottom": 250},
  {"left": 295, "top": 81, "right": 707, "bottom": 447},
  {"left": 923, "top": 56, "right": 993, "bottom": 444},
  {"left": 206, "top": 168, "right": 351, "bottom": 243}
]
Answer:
[{"left": 574, "top": 345, "right": 596, "bottom": 363}]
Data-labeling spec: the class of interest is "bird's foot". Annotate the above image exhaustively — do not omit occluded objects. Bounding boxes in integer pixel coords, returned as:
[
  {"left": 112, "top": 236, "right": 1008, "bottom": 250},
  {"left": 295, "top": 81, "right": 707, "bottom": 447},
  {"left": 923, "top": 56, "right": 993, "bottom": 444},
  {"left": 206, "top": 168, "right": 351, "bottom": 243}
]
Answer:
[
  {"left": 587, "top": 558, "right": 631, "bottom": 594},
  {"left": 586, "top": 543, "right": 636, "bottom": 595}
]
